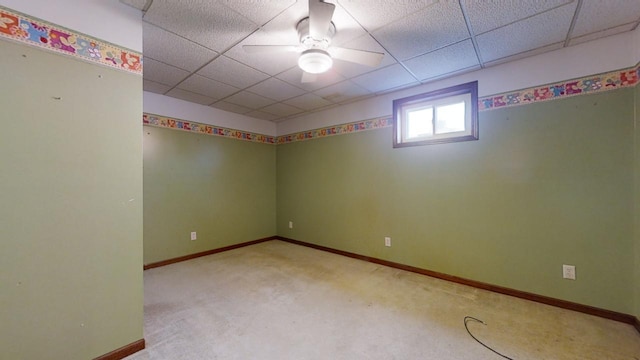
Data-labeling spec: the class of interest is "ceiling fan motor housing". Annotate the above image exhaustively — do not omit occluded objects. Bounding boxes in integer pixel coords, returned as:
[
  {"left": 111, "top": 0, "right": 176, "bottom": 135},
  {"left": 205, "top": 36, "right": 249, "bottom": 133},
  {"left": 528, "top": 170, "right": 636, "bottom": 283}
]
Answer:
[{"left": 297, "top": 17, "right": 336, "bottom": 50}]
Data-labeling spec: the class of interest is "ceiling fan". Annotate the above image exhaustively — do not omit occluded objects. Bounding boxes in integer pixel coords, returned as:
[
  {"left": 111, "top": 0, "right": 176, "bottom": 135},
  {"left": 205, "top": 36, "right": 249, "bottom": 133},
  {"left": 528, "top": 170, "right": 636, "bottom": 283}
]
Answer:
[{"left": 242, "top": 0, "right": 385, "bottom": 83}]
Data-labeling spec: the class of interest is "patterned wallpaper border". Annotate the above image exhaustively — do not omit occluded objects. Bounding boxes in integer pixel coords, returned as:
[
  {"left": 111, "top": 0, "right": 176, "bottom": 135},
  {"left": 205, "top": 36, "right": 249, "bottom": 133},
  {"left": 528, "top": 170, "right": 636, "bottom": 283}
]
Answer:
[
  {"left": 143, "top": 114, "right": 276, "bottom": 144},
  {"left": 276, "top": 117, "right": 393, "bottom": 144},
  {"left": 478, "top": 64, "right": 639, "bottom": 111},
  {"left": 0, "top": 6, "right": 142, "bottom": 74}
]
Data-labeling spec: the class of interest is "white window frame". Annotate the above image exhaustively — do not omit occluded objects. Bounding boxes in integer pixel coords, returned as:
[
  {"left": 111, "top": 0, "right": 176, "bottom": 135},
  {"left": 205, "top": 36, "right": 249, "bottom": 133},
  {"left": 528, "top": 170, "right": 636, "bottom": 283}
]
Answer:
[{"left": 393, "top": 81, "right": 478, "bottom": 148}]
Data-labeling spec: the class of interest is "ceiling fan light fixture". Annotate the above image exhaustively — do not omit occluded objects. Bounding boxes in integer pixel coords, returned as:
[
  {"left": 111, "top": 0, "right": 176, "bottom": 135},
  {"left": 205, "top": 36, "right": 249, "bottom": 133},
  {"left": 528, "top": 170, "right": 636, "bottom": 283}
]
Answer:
[{"left": 298, "top": 49, "right": 333, "bottom": 74}]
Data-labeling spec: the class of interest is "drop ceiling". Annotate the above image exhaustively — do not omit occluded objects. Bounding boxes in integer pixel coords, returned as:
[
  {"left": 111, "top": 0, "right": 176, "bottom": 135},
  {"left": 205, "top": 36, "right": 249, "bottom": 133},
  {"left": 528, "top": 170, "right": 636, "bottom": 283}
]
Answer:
[{"left": 122, "top": 0, "right": 640, "bottom": 123}]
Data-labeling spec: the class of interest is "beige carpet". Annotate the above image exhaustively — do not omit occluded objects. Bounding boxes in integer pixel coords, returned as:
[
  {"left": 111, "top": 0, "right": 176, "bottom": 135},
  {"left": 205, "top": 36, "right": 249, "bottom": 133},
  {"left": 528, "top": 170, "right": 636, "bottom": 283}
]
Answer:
[{"left": 126, "top": 240, "right": 640, "bottom": 360}]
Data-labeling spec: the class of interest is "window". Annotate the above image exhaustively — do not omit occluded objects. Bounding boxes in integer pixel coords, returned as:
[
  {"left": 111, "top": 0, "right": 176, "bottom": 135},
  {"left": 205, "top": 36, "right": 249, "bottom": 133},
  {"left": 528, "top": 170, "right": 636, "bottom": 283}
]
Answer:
[{"left": 393, "top": 81, "right": 478, "bottom": 147}]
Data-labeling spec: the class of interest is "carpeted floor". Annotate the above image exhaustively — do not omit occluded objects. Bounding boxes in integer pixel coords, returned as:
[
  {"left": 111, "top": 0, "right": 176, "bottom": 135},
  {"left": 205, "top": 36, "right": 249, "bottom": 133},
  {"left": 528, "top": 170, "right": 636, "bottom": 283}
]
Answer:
[{"left": 126, "top": 240, "right": 640, "bottom": 360}]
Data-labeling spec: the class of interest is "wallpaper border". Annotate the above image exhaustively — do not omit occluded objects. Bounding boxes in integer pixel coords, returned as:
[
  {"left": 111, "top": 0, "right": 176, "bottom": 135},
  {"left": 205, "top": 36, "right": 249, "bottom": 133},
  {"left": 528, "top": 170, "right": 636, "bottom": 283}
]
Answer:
[
  {"left": 143, "top": 113, "right": 276, "bottom": 144},
  {"left": 478, "top": 64, "right": 639, "bottom": 111},
  {"left": 0, "top": 5, "right": 142, "bottom": 75}
]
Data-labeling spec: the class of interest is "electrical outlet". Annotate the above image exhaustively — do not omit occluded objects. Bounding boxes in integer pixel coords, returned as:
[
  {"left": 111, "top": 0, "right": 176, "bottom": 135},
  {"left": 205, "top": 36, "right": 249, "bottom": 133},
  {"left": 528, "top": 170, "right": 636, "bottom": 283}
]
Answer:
[
  {"left": 288, "top": 221, "right": 293, "bottom": 229},
  {"left": 384, "top": 237, "right": 391, "bottom": 247},
  {"left": 190, "top": 231, "right": 197, "bottom": 241},
  {"left": 562, "top": 264, "right": 576, "bottom": 280}
]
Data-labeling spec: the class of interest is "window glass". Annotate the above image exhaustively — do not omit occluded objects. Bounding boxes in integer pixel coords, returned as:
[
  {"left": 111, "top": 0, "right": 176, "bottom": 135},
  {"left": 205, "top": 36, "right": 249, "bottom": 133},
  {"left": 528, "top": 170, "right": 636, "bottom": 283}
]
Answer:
[{"left": 406, "top": 107, "right": 433, "bottom": 138}]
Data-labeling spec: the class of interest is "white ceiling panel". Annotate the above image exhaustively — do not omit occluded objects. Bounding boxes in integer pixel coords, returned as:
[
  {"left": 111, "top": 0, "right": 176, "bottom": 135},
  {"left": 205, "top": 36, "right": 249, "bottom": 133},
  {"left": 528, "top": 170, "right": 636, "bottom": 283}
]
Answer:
[
  {"left": 165, "top": 88, "right": 215, "bottom": 105},
  {"left": 259, "top": 1, "right": 309, "bottom": 44},
  {"left": 336, "top": 0, "right": 437, "bottom": 32},
  {"left": 462, "top": 0, "right": 572, "bottom": 35},
  {"left": 484, "top": 42, "right": 564, "bottom": 68},
  {"left": 476, "top": 2, "right": 577, "bottom": 62},
  {"left": 210, "top": 101, "right": 253, "bottom": 114},
  {"left": 197, "top": 56, "right": 270, "bottom": 89},
  {"left": 143, "top": 22, "right": 218, "bottom": 72},
  {"left": 351, "top": 64, "right": 418, "bottom": 93},
  {"left": 223, "top": 91, "right": 277, "bottom": 109},
  {"left": 143, "top": 57, "right": 190, "bottom": 87},
  {"left": 314, "top": 80, "right": 372, "bottom": 104},
  {"left": 569, "top": 23, "right": 636, "bottom": 47},
  {"left": 219, "top": 0, "right": 296, "bottom": 26},
  {"left": 245, "top": 78, "right": 307, "bottom": 101},
  {"left": 261, "top": 103, "right": 305, "bottom": 117},
  {"left": 120, "top": 0, "right": 148, "bottom": 11},
  {"left": 404, "top": 40, "right": 479, "bottom": 81},
  {"left": 246, "top": 110, "right": 280, "bottom": 121},
  {"left": 276, "top": 67, "right": 346, "bottom": 92},
  {"left": 572, "top": 0, "right": 640, "bottom": 37},
  {"left": 326, "top": 3, "right": 368, "bottom": 47},
  {"left": 284, "top": 93, "right": 333, "bottom": 111},
  {"left": 177, "top": 74, "right": 240, "bottom": 100},
  {"left": 372, "top": 1, "right": 470, "bottom": 60},
  {"left": 143, "top": 0, "right": 259, "bottom": 52},
  {"left": 135, "top": 0, "right": 640, "bottom": 122},
  {"left": 143, "top": 79, "right": 172, "bottom": 94},
  {"left": 224, "top": 30, "right": 300, "bottom": 75}
]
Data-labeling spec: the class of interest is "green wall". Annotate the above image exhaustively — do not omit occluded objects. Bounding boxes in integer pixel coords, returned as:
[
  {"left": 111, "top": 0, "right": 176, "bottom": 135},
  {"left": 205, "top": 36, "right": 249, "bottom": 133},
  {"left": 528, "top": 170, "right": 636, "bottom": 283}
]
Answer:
[
  {"left": 143, "top": 126, "right": 276, "bottom": 264},
  {"left": 0, "top": 41, "right": 143, "bottom": 359},
  {"left": 277, "top": 88, "right": 636, "bottom": 314}
]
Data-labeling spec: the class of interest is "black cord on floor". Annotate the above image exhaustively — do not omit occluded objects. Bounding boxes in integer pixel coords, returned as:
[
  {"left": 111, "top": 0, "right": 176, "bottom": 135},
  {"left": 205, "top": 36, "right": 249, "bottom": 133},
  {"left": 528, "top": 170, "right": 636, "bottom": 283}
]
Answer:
[{"left": 464, "top": 316, "right": 514, "bottom": 360}]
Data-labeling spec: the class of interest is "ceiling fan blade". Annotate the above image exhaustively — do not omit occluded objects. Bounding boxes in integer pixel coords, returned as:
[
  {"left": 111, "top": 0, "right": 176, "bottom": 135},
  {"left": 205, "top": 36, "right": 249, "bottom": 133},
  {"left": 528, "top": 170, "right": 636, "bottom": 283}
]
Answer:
[
  {"left": 301, "top": 72, "right": 318, "bottom": 83},
  {"left": 309, "top": 0, "right": 335, "bottom": 39},
  {"left": 329, "top": 47, "right": 385, "bottom": 67},
  {"left": 242, "top": 45, "right": 300, "bottom": 53}
]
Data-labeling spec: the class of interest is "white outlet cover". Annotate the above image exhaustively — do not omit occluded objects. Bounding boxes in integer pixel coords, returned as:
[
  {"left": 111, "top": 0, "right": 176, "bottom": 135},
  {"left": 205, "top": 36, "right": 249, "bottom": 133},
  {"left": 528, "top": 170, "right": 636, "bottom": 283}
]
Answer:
[
  {"left": 384, "top": 237, "right": 391, "bottom": 247},
  {"left": 562, "top": 264, "right": 576, "bottom": 280},
  {"left": 288, "top": 221, "right": 293, "bottom": 229},
  {"left": 191, "top": 231, "right": 197, "bottom": 241}
]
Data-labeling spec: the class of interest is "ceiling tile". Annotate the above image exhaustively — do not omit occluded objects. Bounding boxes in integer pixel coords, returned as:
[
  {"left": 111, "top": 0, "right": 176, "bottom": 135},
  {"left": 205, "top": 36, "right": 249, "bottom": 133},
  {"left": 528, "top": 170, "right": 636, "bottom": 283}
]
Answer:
[
  {"left": 372, "top": 1, "right": 470, "bottom": 60},
  {"left": 246, "top": 110, "right": 280, "bottom": 121},
  {"left": 284, "top": 93, "right": 333, "bottom": 111},
  {"left": 314, "top": 80, "right": 372, "bottom": 104},
  {"left": 143, "top": 57, "right": 190, "bottom": 87},
  {"left": 219, "top": 0, "right": 296, "bottom": 26},
  {"left": 276, "top": 66, "right": 346, "bottom": 92},
  {"left": 403, "top": 40, "right": 479, "bottom": 81},
  {"left": 484, "top": 42, "right": 564, "bottom": 67},
  {"left": 261, "top": 103, "right": 304, "bottom": 117},
  {"left": 121, "top": 0, "right": 148, "bottom": 11},
  {"left": 210, "top": 101, "right": 253, "bottom": 114},
  {"left": 331, "top": 34, "right": 396, "bottom": 78},
  {"left": 351, "top": 64, "right": 418, "bottom": 93},
  {"left": 223, "top": 91, "right": 277, "bottom": 109},
  {"left": 246, "top": 78, "right": 306, "bottom": 101},
  {"left": 165, "top": 88, "right": 215, "bottom": 105},
  {"left": 143, "top": 22, "right": 218, "bottom": 72},
  {"left": 572, "top": 0, "right": 640, "bottom": 38},
  {"left": 197, "top": 55, "right": 270, "bottom": 89},
  {"left": 143, "top": 79, "right": 172, "bottom": 94},
  {"left": 143, "top": 0, "right": 259, "bottom": 52},
  {"left": 336, "top": 0, "right": 437, "bottom": 32},
  {"left": 327, "top": 3, "right": 368, "bottom": 47},
  {"left": 258, "top": 1, "right": 308, "bottom": 44},
  {"left": 476, "top": 2, "right": 577, "bottom": 62},
  {"left": 461, "top": 0, "right": 572, "bottom": 35},
  {"left": 177, "top": 74, "right": 240, "bottom": 100},
  {"left": 569, "top": 23, "right": 636, "bottom": 47},
  {"left": 224, "top": 30, "right": 300, "bottom": 75}
]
